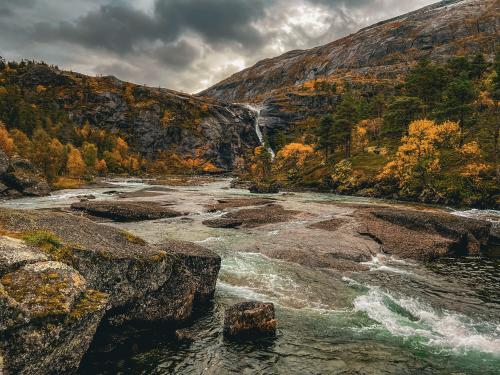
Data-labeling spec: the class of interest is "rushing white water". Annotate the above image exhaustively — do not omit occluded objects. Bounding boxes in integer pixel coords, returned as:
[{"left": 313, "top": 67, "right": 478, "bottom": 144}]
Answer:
[
  {"left": 352, "top": 285, "right": 500, "bottom": 355},
  {"left": 244, "top": 104, "right": 275, "bottom": 159}
]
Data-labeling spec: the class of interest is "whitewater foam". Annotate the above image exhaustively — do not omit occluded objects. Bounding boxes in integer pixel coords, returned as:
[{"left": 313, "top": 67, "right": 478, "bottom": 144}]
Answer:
[{"left": 353, "top": 286, "right": 500, "bottom": 355}]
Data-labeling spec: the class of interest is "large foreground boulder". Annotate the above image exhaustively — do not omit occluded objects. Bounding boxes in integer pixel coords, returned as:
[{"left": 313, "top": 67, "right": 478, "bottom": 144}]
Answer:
[
  {"left": 0, "top": 152, "right": 50, "bottom": 197},
  {"left": 0, "top": 238, "right": 107, "bottom": 374},
  {"left": 355, "top": 207, "right": 492, "bottom": 260},
  {"left": 224, "top": 301, "right": 277, "bottom": 338},
  {"left": 0, "top": 208, "right": 221, "bottom": 372},
  {"left": 71, "top": 200, "right": 183, "bottom": 221}
]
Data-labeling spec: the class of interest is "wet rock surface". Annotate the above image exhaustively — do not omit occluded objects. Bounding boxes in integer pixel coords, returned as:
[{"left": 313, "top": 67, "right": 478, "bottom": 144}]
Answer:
[
  {"left": 355, "top": 206, "right": 492, "bottom": 260},
  {"left": 223, "top": 301, "right": 277, "bottom": 338},
  {"left": 206, "top": 197, "right": 275, "bottom": 212},
  {"left": 203, "top": 204, "right": 300, "bottom": 228},
  {"left": 0, "top": 151, "right": 50, "bottom": 197},
  {"left": 71, "top": 200, "right": 183, "bottom": 221},
  {"left": 0, "top": 207, "right": 221, "bottom": 373}
]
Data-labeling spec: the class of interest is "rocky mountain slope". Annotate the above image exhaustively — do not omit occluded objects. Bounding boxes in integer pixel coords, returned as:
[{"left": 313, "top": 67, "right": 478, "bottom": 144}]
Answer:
[
  {"left": 200, "top": 0, "right": 498, "bottom": 103},
  {"left": 2, "top": 63, "right": 260, "bottom": 171}
]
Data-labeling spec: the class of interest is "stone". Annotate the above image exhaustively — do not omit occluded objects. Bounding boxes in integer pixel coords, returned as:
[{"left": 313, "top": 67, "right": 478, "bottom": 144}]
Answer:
[
  {"left": 3, "top": 156, "right": 50, "bottom": 197},
  {"left": 203, "top": 204, "right": 300, "bottom": 228},
  {"left": 0, "top": 260, "right": 107, "bottom": 374},
  {"left": 206, "top": 197, "right": 275, "bottom": 212},
  {"left": 249, "top": 182, "right": 280, "bottom": 194},
  {"left": 0, "top": 150, "right": 9, "bottom": 176},
  {"left": 71, "top": 200, "right": 183, "bottom": 222},
  {"left": 355, "top": 206, "right": 492, "bottom": 260},
  {"left": 159, "top": 240, "right": 221, "bottom": 302},
  {"left": 223, "top": 301, "right": 277, "bottom": 338}
]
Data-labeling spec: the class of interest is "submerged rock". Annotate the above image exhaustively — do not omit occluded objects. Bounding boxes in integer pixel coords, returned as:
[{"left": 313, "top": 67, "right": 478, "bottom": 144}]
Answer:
[
  {"left": 71, "top": 200, "right": 182, "bottom": 222},
  {"left": 223, "top": 301, "right": 277, "bottom": 338},
  {"left": 203, "top": 204, "right": 299, "bottom": 228}
]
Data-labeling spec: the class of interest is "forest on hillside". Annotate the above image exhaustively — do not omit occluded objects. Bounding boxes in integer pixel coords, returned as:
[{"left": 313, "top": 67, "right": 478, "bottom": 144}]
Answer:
[{"left": 247, "top": 52, "right": 500, "bottom": 208}]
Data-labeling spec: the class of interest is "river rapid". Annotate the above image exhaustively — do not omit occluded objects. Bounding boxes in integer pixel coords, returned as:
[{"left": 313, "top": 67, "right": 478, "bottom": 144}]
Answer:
[{"left": 2, "top": 178, "right": 499, "bottom": 375}]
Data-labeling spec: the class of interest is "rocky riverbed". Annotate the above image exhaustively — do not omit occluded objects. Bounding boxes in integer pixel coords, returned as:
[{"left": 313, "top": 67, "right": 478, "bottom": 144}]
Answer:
[{"left": 0, "top": 177, "right": 498, "bottom": 374}]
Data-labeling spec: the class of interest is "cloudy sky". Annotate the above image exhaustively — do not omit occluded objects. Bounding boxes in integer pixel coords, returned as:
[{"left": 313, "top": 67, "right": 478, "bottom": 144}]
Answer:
[{"left": 0, "top": 0, "right": 436, "bottom": 93}]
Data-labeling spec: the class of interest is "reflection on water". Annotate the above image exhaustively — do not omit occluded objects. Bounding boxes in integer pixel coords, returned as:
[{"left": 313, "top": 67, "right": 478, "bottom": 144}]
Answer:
[{"left": 2, "top": 178, "right": 499, "bottom": 374}]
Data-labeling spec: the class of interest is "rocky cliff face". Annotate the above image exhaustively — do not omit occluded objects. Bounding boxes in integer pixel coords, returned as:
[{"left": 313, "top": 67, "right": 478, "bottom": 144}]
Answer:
[
  {"left": 8, "top": 65, "right": 260, "bottom": 171},
  {"left": 200, "top": 0, "right": 498, "bottom": 103}
]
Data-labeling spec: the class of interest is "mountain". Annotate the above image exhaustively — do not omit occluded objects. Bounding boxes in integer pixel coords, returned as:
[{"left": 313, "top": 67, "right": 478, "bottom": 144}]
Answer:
[
  {"left": 0, "top": 62, "right": 260, "bottom": 172},
  {"left": 200, "top": 0, "right": 498, "bottom": 103}
]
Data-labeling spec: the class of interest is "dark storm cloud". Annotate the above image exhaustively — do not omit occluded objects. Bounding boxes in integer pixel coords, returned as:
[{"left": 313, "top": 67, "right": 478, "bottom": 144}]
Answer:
[
  {"left": 32, "top": 0, "right": 271, "bottom": 55},
  {"left": 0, "top": 0, "right": 436, "bottom": 92}
]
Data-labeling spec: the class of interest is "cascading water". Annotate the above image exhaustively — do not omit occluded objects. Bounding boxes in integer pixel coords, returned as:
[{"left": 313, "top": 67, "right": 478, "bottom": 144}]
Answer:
[{"left": 244, "top": 104, "right": 275, "bottom": 159}]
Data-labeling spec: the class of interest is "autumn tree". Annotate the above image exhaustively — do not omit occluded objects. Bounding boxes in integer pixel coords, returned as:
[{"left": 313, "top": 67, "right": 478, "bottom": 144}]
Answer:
[
  {"left": 0, "top": 121, "right": 15, "bottom": 156},
  {"left": 10, "top": 129, "right": 31, "bottom": 158},
  {"left": 66, "top": 146, "right": 86, "bottom": 178},
  {"left": 379, "top": 120, "right": 462, "bottom": 193},
  {"left": 46, "top": 138, "right": 67, "bottom": 182},
  {"left": 490, "top": 49, "right": 500, "bottom": 182},
  {"left": 82, "top": 142, "right": 98, "bottom": 172}
]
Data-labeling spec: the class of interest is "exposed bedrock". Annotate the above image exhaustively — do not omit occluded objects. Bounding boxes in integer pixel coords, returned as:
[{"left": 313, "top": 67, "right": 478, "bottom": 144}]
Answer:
[
  {"left": 71, "top": 200, "right": 183, "bottom": 222},
  {"left": 0, "top": 208, "right": 221, "bottom": 374}
]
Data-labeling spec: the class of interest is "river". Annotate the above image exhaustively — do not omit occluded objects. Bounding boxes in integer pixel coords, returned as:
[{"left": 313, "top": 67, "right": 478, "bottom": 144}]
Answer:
[{"left": 2, "top": 178, "right": 499, "bottom": 375}]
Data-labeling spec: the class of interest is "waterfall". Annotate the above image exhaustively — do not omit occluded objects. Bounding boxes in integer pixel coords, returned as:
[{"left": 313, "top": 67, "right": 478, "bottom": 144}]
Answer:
[{"left": 244, "top": 104, "right": 275, "bottom": 159}]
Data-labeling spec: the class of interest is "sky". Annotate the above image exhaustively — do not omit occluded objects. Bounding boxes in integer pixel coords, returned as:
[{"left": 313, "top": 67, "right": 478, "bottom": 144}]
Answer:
[{"left": 0, "top": 0, "right": 437, "bottom": 94}]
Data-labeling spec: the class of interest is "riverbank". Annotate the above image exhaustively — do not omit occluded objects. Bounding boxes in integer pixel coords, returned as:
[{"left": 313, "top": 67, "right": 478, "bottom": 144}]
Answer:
[{"left": 0, "top": 178, "right": 499, "bottom": 374}]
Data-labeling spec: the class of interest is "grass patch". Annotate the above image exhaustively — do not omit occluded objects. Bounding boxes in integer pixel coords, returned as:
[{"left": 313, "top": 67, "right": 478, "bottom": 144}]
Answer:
[
  {"left": 22, "top": 230, "right": 74, "bottom": 263},
  {"left": 52, "top": 177, "right": 87, "bottom": 190},
  {"left": 120, "top": 230, "right": 147, "bottom": 246}
]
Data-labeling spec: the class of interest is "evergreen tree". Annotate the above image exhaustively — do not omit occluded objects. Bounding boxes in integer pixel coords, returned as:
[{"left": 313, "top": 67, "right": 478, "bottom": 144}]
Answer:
[
  {"left": 382, "top": 96, "right": 423, "bottom": 136},
  {"left": 333, "top": 94, "right": 359, "bottom": 158},
  {"left": 469, "top": 54, "right": 488, "bottom": 79},
  {"left": 316, "top": 114, "right": 335, "bottom": 160},
  {"left": 491, "top": 50, "right": 500, "bottom": 182},
  {"left": 438, "top": 73, "right": 476, "bottom": 136},
  {"left": 405, "top": 60, "right": 448, "bottom": 115}
]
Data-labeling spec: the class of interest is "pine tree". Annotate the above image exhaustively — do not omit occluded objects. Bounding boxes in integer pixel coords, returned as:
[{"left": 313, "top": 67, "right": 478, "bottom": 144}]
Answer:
[
  {"left": 382, "top": 96, "right": 424, "bottom": 137},
  {"left": 333, "top": 94, "right": 359, "bottom": 158},
  {"left": 316, "top": 114, "right": 335, "bottom": 160}
]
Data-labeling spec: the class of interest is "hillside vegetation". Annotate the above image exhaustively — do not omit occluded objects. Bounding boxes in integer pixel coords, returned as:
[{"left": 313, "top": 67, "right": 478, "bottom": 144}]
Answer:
[{"left": 244, "top": 52, "right": 500, "bottom": 208}]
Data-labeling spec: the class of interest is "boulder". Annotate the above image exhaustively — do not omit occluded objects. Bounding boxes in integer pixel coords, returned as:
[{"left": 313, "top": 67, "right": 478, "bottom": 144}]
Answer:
[
  {"left": 0, "top": 151, "right": 9, "bottom": 176},
  {"left": 223, "top": 301, "right": 277, "bottom": 338},
  {"left": 249, "top": 182, "right": 280, "bottom": 194},
  {"left": 0, "top": 257, "right": 107, "bottom": 375},
  {"left": 203, "top": 204, "right": 299, "bottom": 228},
  {"left": 70, "top": 200, "right": 183, "bottom": 222},
  {"left": 2, "top": 156, "right": 50, "bottom": 197},
  {"left": 159, "top": 240, "right": 221, "bottom": 302}
]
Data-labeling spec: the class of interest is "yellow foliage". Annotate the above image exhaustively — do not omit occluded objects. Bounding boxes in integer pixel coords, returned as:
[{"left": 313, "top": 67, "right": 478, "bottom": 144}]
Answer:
[
  {"left": 36, "top": 85, "right": 47, "bottom": 93},
  {"left": 276, "top": 143, "right": 315, "bottom": 166},
  {"left": 378, "top": 119, "right": 461, "bottom": 188},
  {"left": 460, "top": 163, "right": 491, "bottom": 185},
  {"left": 0, "top": 86, "right": 7, "bottom": 95},
  {"left": 95, "top": 159, "right": 108, "bottom": 176},
  {"left": 66, "top": 147, "right": 86, "bottom": 178},
  {"left": 161, "top": 110, "right": 174, "bottom": 127},
  {"left": 0, "top": 121, "right": 16, "bottom": 156},
  {"left": 460, "top": 141, "right": 481, "bottom": 157}
]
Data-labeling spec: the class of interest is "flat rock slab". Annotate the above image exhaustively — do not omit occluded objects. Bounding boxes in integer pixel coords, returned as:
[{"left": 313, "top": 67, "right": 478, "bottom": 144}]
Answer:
[
  {"left": 224, "top": 301, "right": 277, "bottom": 338},
  {"left": 71, "top": 200, "right": 183, "bottom": 222},
  {"left": 308, "top": 218, "right": 347, "bottom": 232},
  {"left": 355, "top": 207, "right": 492, "bottom": 260},
  {"left": 203, "top": 204, "right": 300, "bottom": 228},
  {"left": 206, "top": 198, "right": 276, "bottom": 212}
]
